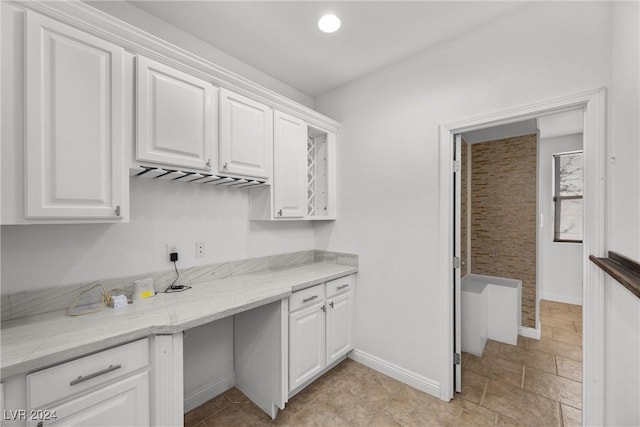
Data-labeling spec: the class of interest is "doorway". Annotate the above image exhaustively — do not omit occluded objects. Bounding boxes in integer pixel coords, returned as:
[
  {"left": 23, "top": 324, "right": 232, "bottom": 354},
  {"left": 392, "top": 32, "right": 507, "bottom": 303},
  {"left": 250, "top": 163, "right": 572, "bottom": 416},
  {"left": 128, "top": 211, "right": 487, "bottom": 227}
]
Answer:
[
  {"left": 438, "top": 88, "right": 606, "bottom": 426},
  {"left": 451, "top": 114, "right": 585, "bottom": 424}
]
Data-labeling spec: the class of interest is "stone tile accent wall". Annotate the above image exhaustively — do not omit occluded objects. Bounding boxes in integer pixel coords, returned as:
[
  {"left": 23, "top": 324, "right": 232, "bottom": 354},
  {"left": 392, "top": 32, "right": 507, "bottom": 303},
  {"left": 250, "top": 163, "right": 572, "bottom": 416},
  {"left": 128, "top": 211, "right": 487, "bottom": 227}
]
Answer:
[
  {"left": 461, "top": 139, "right": 469, "bottom": 277},
  {"left": 471, "top": 134, "right": 537, "bottom": 328}
]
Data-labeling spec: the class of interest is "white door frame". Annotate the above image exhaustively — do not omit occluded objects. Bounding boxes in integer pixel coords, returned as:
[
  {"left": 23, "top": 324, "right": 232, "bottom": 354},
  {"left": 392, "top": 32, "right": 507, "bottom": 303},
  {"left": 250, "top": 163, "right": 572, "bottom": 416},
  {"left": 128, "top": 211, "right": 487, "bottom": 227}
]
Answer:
[{"left": 438, "top": 88, "right": 606, "bottom": 426}]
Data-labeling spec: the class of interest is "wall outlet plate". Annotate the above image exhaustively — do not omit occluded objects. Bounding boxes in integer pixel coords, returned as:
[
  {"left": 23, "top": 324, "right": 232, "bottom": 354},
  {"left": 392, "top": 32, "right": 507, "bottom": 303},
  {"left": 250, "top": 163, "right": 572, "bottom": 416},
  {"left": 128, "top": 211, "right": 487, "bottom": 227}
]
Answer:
[
  {"left": 196, "top": 241, "right": 206, "bottom": 258},
  {"left": 166, "top": 243, "right": 178, "bottom": 262}
]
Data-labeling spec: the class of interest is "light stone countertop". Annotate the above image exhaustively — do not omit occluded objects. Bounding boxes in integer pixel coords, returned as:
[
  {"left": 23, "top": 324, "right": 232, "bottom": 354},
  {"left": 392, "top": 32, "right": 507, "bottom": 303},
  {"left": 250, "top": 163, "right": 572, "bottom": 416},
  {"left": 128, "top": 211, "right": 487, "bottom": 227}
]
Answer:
[{"left": 1, "top": 262, "right": 357, "bottom": 379}]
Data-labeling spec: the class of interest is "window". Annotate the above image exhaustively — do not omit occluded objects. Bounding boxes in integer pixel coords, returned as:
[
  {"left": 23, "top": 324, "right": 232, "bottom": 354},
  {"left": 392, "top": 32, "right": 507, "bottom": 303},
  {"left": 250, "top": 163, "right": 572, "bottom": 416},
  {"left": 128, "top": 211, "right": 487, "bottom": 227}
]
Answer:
[{"left": 553, "top": 151, "right": 583, "bottom": 243}]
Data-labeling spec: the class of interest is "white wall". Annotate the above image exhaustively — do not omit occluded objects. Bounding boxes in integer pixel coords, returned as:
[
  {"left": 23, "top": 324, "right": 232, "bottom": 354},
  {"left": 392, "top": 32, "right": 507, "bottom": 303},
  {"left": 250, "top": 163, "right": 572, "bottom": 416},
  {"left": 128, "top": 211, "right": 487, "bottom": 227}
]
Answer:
[
  {"left": 538, "top": 134, "right": 583, "bottom": 305},
  {"left": 1, "top": 179, "right": 315, "bottom": 292},
  {"left": 183, "top": 318, "right": 234, "bottom": 412},
  {"left": 315, "top": 1, "right": 611, "bottom": 395},
  {"left": 604, "top": 2, "right": 640, "bottom": 425},
  {"left": 86, "top": 1, "right": 314, "bottom": 109}
]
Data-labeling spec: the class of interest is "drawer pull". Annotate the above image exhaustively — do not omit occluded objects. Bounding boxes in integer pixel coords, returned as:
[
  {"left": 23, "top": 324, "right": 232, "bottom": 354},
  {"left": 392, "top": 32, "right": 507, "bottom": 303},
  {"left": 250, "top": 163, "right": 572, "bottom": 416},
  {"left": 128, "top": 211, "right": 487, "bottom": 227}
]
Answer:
[
  {"left": 70, "top": 364, "right": 122, "bottom": 386},
  {"left": 302, "top": 295, "right": 318, "bottom": 303},
  {"left": 337, "top": 284, "right": 349, "bottom": 290}
]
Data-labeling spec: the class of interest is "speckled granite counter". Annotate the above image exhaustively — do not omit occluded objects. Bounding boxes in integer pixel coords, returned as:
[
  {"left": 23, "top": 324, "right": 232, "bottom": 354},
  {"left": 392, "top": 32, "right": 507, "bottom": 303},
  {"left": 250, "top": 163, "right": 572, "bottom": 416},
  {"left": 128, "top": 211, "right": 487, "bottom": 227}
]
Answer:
[{"left": 1, "top": 262, "right": 357, "bottom": 379}]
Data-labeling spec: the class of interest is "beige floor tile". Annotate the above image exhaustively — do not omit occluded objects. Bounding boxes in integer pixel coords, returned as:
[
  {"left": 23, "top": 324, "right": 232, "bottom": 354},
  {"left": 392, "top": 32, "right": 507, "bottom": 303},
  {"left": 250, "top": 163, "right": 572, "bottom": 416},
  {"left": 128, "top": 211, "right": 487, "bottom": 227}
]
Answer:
[
  {"left": 562, "top": 404, "right": 582, "bottom": 427},
  {"left": 188, "top": 347, "right": 582, "bottom": 427},
  {"left": 184, "top": 394, "right": 231, "bottom": 426},
  {"left": 499, "top": 343, "right": 557, "bottom": 374},
  {"left": 286, "top": 398, "right": 351, "bottom": 427},
  {"left": 524, "top": 367, "right": 582, "bottom": 409},
  {"left": 482, "top": 379, "right": 561, "bottom": 426},
  {"left": 222, "top": 387, "right": 251, "bottom": 403},
  {"left": 491, "top": 357, "right": 525, "bottom": 388},
  {"left": 465, "top": 354, "right": 492, "bottom": 376},
  {"left": 455, "top": 409, "right": 496, "bottom": 426},
  {"left": 516, "top": 335, "right": 530, "bottom": 348},
  {"left": 450, "top": 397, "right": 498, "bottom": 423},
  {"left": 359, "top": 410, "right": 403, "bottom": 427},
  {"left": 541, "top": 315, "right": 577, "bottom": 332},
  {"left": 481, "top": 339, "right": 502, "bottom": 358},
  {"left": 574, "top": 321, "right": 582, "bottom": 333},
  {"left": 550, "top": 326, "right": 582, "bottom": 346},
  {"left": 203, "top": 402, "right": 271, "bottom": 427},
  {"left": 556, "top": 356, "right": 582, "bottom": 382},
  {"left": 546, "top": 308, "right": 582, "bottom": 322},
  {"left": 527, "top": 338, "right": 582, "bottom": 362},
  {"left": 459, "top": 369, "right": 488, "bottom": 404},
  {"left": 495, "top": 414, "right": 528, "bottom": 426},
  {"left": 540, "top": 300, "right": 571, "bottom": 311},
  {"left": 461, "top": 351, "right": 471, "bottom": 366},
  {"left": 393, "top": 399, "right": 461, "bottom": 427},
  {"left": 567, "top": 304, "right": 582, "bottom": 314},
  {"left": 466, "top": 355, "right": 524, "bottom": 388},
  {"left": 383, "top": 392, "right": 420, "bottom": 420}
]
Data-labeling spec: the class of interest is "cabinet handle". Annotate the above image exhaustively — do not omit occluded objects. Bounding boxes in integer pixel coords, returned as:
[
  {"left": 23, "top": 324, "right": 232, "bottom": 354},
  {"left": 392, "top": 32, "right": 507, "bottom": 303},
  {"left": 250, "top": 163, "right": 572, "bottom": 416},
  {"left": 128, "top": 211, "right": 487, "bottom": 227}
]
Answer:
[
  {"left": 321, "top": 305, "right": 326, "bottom": 312},
  {"left": 223, "top": 162, "right": 228, "bottom": 170},
  {"left": 329, "top": 301, "right": 334, "bottom": 308},
  {"left": 337, "top": 284, "right": 349, "bottom": 290},
  {"left": 114, "top": 205, "right": 121, "bottom": 217},
  {"left": 206, "top": 159, "right": 212, "bottom": 168},
  {"left": 278, "top": 209, "right": 283, "bottom": 217},
  {"left": 70, "top": 364, "right": 122, "bottom": 386},
  {"left": 302, "top": 295, "right": 318, "bottom": 303}
]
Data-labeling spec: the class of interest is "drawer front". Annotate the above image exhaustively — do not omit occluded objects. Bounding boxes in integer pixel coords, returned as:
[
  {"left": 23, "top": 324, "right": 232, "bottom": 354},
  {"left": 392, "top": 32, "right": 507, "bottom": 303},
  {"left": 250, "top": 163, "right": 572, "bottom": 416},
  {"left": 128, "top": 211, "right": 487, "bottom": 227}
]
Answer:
[
  {"left": 289, "top": 284, "right": 325, "bottom": 313},
  {"left": 28, "top": 338, "right": 149, "bottom": 409},
  {"left": 326, "top": 275, "right": 353, "bottom": 298}
]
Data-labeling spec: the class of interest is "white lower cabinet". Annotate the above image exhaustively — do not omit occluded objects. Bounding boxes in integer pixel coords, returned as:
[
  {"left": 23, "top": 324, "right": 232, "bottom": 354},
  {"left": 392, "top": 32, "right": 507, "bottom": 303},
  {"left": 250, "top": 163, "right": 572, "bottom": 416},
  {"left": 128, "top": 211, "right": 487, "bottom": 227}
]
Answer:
[
  {"left": 289, "top": 301, "right": 326, "bottom": 391},
  {"left": 29, "top": 372, "right": 149, "bottom": 427},
  {"left": 326, "top": 291, "right": 354, "bottom": 366},
  {"left": 26, "top": 339, "right": 150, "bottom": 427},
  {"left": 288, "top": 275, "right": 354, "bottom": 395}
]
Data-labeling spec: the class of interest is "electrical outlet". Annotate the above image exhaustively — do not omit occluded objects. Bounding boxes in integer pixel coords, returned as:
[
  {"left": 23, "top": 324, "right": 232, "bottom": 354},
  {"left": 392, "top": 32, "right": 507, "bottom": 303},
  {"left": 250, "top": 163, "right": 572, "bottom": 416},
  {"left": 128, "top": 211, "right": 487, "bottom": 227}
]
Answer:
[
  {"left": 166, "top": 243, "right": 178, "bottom": 262},
  {"left": 195, "top": 241, "right": 206, "bottom": 258}
]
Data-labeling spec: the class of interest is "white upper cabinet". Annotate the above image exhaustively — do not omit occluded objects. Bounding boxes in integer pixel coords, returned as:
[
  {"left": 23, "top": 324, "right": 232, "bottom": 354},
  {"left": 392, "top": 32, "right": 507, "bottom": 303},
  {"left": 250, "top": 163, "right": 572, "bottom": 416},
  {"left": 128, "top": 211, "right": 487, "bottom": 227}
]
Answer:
[
  {"left": 24, "top": 10, "right": 125, "bottom": 220},
  {"left": 219, "top": 88, "right": 273, "bottom": 179},
  {"left": 136, "top": 56, "right": 216, "bottom": 171},
  {"left": 250, "top": 118, "right": 336, "bottom": 221},
  {"left": 273, "top": 111, "right": 306, "bottom": 218}
]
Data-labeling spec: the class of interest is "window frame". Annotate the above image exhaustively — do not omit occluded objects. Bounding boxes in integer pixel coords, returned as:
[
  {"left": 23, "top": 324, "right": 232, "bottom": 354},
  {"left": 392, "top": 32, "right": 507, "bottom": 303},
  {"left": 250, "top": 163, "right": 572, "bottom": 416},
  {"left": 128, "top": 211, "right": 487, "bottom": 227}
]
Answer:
[{"left": 552, "top": 150, "right": 584, "bottom": 243}]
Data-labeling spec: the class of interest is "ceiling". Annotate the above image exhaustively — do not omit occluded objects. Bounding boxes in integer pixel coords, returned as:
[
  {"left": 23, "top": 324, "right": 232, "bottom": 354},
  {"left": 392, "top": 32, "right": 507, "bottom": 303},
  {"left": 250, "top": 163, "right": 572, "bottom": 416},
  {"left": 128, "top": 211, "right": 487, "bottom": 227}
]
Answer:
[{"left": 127, "top": 1, "right": 528, "bottom": 97}]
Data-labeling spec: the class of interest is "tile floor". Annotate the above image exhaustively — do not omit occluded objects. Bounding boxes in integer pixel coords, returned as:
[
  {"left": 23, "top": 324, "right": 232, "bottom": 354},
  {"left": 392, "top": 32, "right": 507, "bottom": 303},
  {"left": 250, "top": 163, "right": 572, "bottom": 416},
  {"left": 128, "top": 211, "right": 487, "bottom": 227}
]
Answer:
[{"left": 185, "top": 300, "right": 582, "bottom": 426}]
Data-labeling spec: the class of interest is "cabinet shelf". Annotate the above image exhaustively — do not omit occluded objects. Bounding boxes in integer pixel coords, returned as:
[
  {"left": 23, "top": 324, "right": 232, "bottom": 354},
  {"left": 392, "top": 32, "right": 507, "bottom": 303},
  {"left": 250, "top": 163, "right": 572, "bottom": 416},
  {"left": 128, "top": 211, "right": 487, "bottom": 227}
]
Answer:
[{"left": 590, "top": 251, "right": 640, "bottom": 298}]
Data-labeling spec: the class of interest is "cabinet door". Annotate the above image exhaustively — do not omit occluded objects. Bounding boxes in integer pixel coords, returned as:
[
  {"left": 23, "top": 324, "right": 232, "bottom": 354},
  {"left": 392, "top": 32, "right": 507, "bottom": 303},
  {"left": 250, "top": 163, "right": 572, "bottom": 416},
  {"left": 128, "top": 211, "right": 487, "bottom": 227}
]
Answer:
[
  {"left": 25, "top": 10, "right": 125, "bottom": 219},
  {"left": 219, "top": 88, "right": 272, "bottom": 179},
  {"left": 273, "top": 111, "right": 306, "bottom": 218},
  {"left": 137, "top": 56, "right": 215, "bottom": 170},
  {"left": 326, "top": 291, "right": 354, "bottom": 365},
  {"left": 289, "top": 304, "right": 325, "bottom": 392},
  {"left": 32, "top": 371, "right": 149, "bottom": 426}
]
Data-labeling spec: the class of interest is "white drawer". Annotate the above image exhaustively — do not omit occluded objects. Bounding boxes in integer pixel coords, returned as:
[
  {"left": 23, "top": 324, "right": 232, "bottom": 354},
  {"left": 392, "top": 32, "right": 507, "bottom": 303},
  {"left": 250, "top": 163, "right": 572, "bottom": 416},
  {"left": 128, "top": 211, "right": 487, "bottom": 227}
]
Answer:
[
  {"left": 326, "top": 275, "right": 353, "bottom": 298},
  {"left": 28, "top": 338, "right": 149, "bottom": 409},
  {"left": 289, "top": 284, "right": 325, "bottom": 313}
]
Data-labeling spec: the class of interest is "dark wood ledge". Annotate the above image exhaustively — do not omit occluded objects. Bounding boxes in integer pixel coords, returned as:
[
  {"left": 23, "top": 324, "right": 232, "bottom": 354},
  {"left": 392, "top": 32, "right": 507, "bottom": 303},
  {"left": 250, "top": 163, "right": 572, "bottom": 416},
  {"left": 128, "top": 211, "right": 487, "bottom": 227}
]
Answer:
[{"left": 590, "top": 251, "right": 640, "bottom": 298}]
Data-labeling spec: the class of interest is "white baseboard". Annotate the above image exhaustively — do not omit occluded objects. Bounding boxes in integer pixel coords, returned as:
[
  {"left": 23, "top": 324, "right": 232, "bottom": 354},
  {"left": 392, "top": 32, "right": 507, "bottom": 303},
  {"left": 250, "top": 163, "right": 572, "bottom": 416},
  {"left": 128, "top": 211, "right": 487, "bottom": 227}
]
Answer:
[
  {"left": 183, "top": 373, "right": 235, "bottom": 413},
  {"left": 540, "top": 293, "right": 583, "bottom": 306},
  {"left": 519, "top": 326, "right": 541, "bottom": 340},
  {"left": 349, "top": 349, "right": 440, "bottom": 399}
]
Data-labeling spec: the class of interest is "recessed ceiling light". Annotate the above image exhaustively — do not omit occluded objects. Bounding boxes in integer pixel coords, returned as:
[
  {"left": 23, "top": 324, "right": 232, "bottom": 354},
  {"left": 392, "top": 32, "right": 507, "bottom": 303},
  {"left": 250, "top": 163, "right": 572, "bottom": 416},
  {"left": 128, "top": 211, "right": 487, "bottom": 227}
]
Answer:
[{"left": 318, "top": 14, "right": 341, "bottom": 33}]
